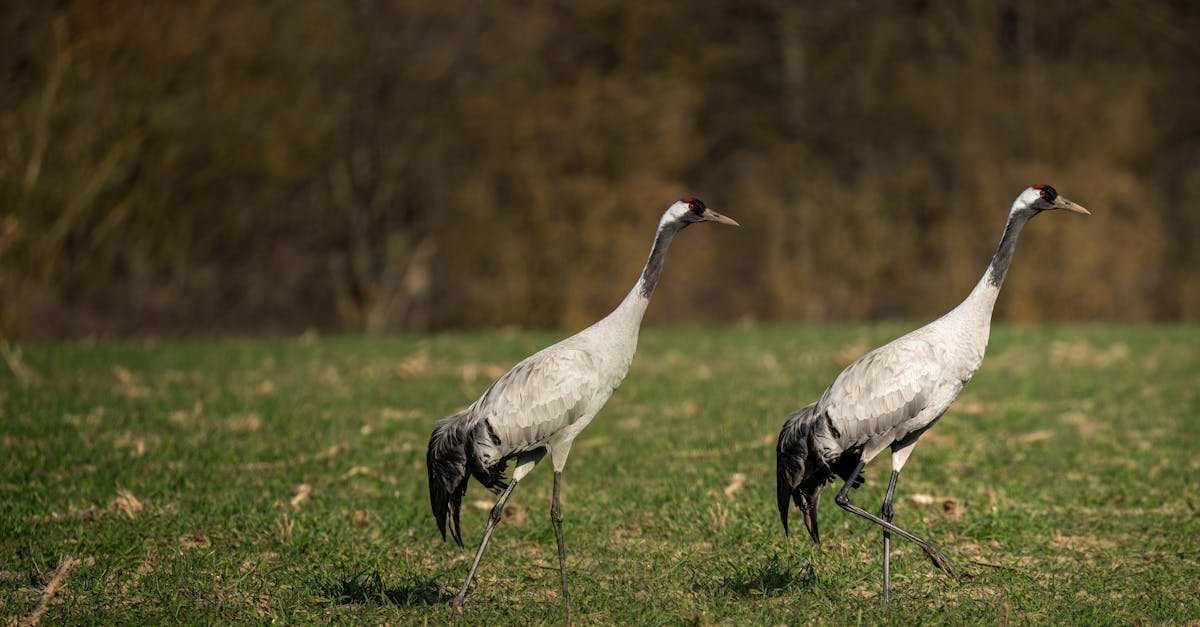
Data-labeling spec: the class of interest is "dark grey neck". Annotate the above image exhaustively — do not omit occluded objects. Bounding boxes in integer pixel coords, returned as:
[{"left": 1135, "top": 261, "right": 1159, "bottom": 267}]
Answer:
[
  {"left": 985, "top": 211, "right": 1032, "bottom": 288},
  {"left": 637, "top": 222, "right": 683, "bottom": 298}
]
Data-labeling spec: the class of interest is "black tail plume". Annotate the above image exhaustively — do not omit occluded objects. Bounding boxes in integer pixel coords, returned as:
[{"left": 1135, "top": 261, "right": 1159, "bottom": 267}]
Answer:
[
  {"left": 776, "top": 433, "right": 795, "bottom": 537},
  {"left": 426, "top": 411, "right": 473, "bottom": 549},
  {"left": 776, "top": 403, "right": 820, "bottom": 539}
]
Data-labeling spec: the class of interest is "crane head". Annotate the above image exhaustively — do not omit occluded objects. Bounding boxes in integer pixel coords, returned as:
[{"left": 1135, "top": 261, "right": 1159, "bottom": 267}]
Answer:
[
  {"left": 1013, "top": 185, "right": 1091, "bottom": 216},
  {"left": 660, "top": 197, "right": 740, "bottom": 228}
]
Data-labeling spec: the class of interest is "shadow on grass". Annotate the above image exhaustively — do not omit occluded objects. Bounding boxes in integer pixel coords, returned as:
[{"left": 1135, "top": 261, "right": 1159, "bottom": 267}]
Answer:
[
  {"left": 692, "top": 553, "right": 818, "bottom": 597},
  {"left": 319, "top": 570, "right": 450, "bottom": 607}
]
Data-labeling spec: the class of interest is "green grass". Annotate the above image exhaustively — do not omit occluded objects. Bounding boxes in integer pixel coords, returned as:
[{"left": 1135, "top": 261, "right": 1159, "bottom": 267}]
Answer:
[{"left": 2, "top": 324, "right": 1198, "bottom": 624}]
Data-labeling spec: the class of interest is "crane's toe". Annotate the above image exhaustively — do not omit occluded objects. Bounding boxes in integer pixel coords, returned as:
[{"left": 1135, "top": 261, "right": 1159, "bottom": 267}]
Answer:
[{"left": 921, "top": 544, "right": 959, "bottom": 580}]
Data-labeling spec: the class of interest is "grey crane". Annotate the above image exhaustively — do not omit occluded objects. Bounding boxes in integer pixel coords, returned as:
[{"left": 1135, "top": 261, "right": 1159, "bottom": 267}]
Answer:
[
  {"left": 427, "top": 197, "right": 738, "bottom": 611},
  {"left": 776, "top": 185, "right": 1089, "bottom": 604}
]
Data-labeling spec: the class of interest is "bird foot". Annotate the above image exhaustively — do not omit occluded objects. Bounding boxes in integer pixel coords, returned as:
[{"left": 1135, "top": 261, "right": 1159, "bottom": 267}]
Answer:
[
  {"left": 921, "top": 544, "right": 959, "bottom": 580},
  {"left": 449, "top": 595, "right": 466, "bottom": 614}
]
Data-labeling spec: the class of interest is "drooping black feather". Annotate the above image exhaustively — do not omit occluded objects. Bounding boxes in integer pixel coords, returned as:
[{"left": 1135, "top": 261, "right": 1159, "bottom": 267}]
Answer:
[
  {"left": 776, "top": 445, "right": 792, "bottom": 536},
  {"left": 426, "top": 411, "right": 473, "bottom": 549},
  {"left": 777, "top": 403, "right": 867, "bottom": 546},
  {"left": 427, "top": 411, "right": 526, "bottom": 549},
  {"left": 776, "top": 403, "right": 817, "bottom": 536}
]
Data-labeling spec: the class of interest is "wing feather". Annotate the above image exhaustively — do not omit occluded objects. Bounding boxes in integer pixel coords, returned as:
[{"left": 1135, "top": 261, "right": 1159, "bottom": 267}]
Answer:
[
  {"left": 471, "top": 345, "right": 607, "bottom": 457},
  {"left": 817, "top": 338, "right": 943, "bottom": 446}
]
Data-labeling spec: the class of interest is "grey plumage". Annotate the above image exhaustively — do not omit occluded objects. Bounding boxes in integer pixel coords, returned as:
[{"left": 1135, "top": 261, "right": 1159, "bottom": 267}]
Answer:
[
  {"left": 776, "top": 185, "right": 1089, "bottom": 605},
  {"left": 427, "top": 197, "right": 738, "bottom": 611}
]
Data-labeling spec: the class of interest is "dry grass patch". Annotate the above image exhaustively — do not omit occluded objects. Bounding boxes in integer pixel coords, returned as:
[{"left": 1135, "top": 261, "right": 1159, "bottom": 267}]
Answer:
[{"left": 107, "top": 490, "right": 144, "bottom": 520}]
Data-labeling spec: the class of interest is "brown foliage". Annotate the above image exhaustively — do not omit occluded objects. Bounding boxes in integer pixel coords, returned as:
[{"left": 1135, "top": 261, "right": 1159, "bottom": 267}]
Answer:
[{"left": 1, "top": 2, "right": 1197, "bottom": 338}]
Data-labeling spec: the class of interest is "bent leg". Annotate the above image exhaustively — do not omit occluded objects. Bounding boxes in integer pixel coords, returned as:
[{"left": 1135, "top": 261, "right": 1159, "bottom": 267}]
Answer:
[
  {"left": 834, "top": 461, "right": 957, "bottom": 579},
  {"left": 452, "top": 478, "right": 520, "bottom": 608}
]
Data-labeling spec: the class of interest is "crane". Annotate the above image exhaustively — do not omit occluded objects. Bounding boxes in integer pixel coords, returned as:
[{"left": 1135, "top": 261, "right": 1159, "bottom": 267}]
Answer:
[
  {"left": 775, "top": 185, "right": 1089, "bottom": 604},
  {"left": 427, "top": 197, "right": 739, "bottom": 612}
]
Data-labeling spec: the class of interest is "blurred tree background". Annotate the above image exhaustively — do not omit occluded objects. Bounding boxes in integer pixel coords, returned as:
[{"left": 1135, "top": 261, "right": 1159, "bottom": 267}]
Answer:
[{"left": 1, "top": 1, "right": 1197, "bottom": 339}]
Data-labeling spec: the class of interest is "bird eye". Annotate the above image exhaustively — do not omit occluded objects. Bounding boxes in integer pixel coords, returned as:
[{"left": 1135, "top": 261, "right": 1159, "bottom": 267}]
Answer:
[{"left": 1033, "top": 185, "right": 1058, "bottom": 203}]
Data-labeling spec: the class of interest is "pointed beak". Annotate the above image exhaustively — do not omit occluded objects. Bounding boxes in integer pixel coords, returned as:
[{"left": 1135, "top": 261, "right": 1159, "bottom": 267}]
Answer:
[
  {"left": 1054, "top": 196, "right": 1091, "bottom": 215},
  {"left": 700, "top": 207, "right": 740, "bottom": 226}
]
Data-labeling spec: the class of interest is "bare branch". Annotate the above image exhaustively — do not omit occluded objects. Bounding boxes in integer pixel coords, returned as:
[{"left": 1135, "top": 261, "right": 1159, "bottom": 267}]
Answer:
[
  {"left": 19, "top": 555, "right": 80, "bottom": 626},
  {"left": 22, "top": 16, "right": 72, "bottom": 196}
]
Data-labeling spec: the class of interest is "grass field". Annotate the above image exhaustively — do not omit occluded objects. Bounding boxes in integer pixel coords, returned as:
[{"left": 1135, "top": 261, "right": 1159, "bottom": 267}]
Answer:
[{"left": 2, "top": 324, "right": 1198, "bottom": 624}]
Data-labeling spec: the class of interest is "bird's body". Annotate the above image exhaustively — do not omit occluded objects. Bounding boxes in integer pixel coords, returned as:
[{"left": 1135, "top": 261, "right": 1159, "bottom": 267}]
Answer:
[
  {"left": 427, "top": 198, "right": 738, "bottom": 611},
  {"left": 808, "top": 280, "right": 994, "bottom": 467},
  {"left": 428, "top": 292, "right": 643, "bottom": 543},
  {"left": 471, "top": 299, "right": 642, "bottom": 469},
  {"left": 777, "top": 185, "right": 1089, "bottom": 604}
]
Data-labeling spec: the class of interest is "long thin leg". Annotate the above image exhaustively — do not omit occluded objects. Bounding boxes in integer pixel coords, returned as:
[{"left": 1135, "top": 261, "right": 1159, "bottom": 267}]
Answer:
[
  {"left": 881, "top": 469, "right": 899, "bottom": 606},
  {"left": 452, "top": 478, "right": 520, "bottom": 609},
  {"left": 550, "top": 471, "right": 570, "bottom": 615},
  {"left": 833, "top": 461, "right": 958, "bottom": 579}
]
